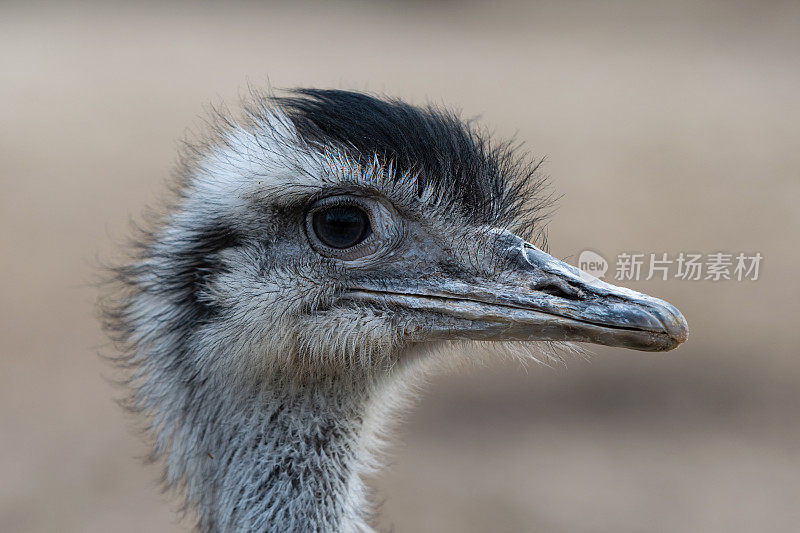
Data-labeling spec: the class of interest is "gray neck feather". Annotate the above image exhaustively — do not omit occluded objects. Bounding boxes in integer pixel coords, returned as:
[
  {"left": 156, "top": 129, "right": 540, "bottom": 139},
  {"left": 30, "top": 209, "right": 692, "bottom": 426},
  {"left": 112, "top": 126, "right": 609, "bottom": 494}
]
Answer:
[{"left": 171, "top": 372, "right": 385, "bottom": 532}]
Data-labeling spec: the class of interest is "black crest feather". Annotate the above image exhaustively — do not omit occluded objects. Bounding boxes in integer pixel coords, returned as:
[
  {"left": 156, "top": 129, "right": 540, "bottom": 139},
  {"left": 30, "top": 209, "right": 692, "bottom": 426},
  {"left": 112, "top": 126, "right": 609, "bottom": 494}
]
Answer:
[{"left": 272, "top": 89, "right": 552, "bottom": 240}]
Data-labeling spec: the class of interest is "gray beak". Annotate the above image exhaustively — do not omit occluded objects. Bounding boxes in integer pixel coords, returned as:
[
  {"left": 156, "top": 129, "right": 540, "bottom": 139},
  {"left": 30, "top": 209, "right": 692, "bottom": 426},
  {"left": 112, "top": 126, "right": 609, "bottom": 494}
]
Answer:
[{"left": 347, "top": 232, "right": 688, "bottom": 352}]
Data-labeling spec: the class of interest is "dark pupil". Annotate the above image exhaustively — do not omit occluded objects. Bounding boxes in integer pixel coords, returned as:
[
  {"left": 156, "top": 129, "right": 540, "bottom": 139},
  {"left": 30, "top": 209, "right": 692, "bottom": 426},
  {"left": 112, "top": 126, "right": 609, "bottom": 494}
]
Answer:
[{"left": 312, "top": 206, "right": 370, "bottom": 249}]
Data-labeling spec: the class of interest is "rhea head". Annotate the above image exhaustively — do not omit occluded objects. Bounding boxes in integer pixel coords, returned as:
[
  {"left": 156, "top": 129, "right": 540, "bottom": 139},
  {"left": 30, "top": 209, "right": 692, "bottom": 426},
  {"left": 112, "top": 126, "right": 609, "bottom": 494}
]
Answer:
[{"left": 117, "top": 89, "right": 687, "bottom": 389}]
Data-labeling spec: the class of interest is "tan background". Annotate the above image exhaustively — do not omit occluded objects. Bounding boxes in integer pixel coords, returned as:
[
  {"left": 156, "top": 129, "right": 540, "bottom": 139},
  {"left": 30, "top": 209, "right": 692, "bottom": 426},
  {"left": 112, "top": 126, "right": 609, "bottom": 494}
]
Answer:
[{"left": 2, "top": 1, "right": 799, "bottom": 531}]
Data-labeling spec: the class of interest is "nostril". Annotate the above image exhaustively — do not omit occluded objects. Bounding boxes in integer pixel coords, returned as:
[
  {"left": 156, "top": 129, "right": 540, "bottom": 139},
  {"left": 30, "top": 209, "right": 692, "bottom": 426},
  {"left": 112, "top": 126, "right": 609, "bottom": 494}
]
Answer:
[
  {"left": 531, "top": 280, "right": 585, "bottom": 301},
  {"left": 539, "top": 284, "right": 566, "bottom": 297}
]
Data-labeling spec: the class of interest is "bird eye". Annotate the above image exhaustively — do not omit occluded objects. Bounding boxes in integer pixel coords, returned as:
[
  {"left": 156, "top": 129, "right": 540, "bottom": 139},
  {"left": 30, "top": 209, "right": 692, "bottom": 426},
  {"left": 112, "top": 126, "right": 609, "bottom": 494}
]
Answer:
[{"left": 311, "top": 205, "right": 371, "bottom": 249}]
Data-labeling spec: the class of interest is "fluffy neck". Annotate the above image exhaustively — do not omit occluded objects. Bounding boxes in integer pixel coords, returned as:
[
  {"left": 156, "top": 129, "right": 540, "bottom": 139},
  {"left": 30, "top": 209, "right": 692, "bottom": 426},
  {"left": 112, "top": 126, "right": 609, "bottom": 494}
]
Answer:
[{"left": 165, "top": 369, "right": 403, "bottom": 533}]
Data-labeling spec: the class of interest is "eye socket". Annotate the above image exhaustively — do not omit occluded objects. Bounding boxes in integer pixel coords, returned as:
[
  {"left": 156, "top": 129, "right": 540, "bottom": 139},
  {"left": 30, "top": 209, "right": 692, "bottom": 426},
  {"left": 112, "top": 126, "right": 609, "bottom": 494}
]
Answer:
[{"left": 311, "top": 205, "right": 371, "bottom": 249}]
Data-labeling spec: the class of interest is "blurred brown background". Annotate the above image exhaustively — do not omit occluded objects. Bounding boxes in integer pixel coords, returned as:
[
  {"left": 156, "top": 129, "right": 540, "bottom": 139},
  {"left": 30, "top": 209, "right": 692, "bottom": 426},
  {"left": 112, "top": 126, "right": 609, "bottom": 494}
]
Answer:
[{"left": 2, "top": 1, "right": 799, "bottom": 531}]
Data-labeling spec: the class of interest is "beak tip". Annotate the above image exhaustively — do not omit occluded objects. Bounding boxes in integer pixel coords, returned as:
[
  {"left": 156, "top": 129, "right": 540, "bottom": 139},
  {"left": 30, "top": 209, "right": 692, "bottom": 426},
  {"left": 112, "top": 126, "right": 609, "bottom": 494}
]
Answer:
[
  {"left": 671, "top": 319, "right": 690, "bottom": 347},
  {"left": 664, "top": 302, "right": 689, "bottom": 344},
  {"left": 656, "top": 305, "right": 689, "bottom": 351}
]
